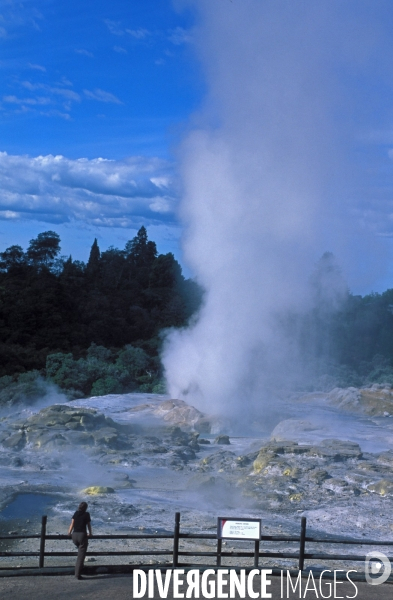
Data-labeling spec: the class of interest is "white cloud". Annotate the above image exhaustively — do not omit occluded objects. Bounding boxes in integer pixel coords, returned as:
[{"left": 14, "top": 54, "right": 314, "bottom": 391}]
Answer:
[
  {"left": 0, "top": 152, "right": 177, "bottom": 227},
  {"left": 20, "top": 81, "right": 40, "bottom": 91},
  {"left": 0, "top": 4, "right": 43, "bottom": 39},
  {"left": 150, "top": 177, "right": 170, "bottom": 189},
  {"left": 126, "top": 28, "right": 150, "bottom": 40},
  {"left": 51, "top": 88, "right": 80, "bottom": 102},
  {"left": 113, "top": 46, "right": 127, "bottom": 54},
  {"left": 0, "top": 210, "right": 18, "bottom": 219},
  {"left": 57, "top": 77, "right": 73, "bottom": 87},
  {"left": 167, "top": 27, "right": 193, "bottom": 45},
  {"left": 104, "top": 19, "right": 124, "bottom": 36},
  {"left": 149, "top": 197, "right": 172, "bottom": 213},
  {"left": 83, "top": 88, "right": 122, "bottom": 104},
  {"left": 20, "top": 82, "right": 80, "bottom": 101},
  {"left": 3, "top": 95, "right": 51, "bottom": 106},
  {"left": 75, "top": 49, "right": 94, "bottom": 58},
  {"left": 2, "top": 81, "right": 81, "bottom": 116},
  {"left": 28, "top": 63, "right": 46, "bottom": 72},
  {"left": 40, "top": 109, "right": 71, "bottom": 120}
]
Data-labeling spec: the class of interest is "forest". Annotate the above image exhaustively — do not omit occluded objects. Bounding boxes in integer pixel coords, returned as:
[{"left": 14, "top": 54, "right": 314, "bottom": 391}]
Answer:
[
  {"left": 0, "top": 227, "right": 202, "bottom": 403},
  {"left": 290, "top": 252, "right": 393, "bottom": 390},
  {"left": 1, "top": 229, "right": 393, "bottom": 405}
]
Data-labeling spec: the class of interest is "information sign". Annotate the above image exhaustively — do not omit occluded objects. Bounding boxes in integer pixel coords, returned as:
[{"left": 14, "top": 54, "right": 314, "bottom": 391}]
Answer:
[{"left": 217, "top": 517, "right": 261, "bottom": 541}]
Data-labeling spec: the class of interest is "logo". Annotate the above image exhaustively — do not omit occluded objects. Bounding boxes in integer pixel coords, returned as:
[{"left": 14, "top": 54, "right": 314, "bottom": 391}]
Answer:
[{"left": 365, "top": 551, "right": 391, "bottom": 585}]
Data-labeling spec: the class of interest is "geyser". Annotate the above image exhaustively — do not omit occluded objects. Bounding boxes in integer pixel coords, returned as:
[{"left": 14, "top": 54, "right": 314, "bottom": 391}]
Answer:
[{"left": 163, "top": 1, "right": 393, "bottom": 417}]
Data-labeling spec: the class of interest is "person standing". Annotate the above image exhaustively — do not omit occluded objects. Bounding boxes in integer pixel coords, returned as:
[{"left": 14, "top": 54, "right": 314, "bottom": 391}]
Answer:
[{"left": 68, "top": 501, "right": 93, "bottom": 579}]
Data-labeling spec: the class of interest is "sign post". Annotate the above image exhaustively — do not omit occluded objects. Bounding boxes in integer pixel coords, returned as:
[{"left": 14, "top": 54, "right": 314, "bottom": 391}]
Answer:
[
  {"left": 217, "top": 517, "right": 261, "bottom": 541},
  {"left": 217, "top": 517, "right": 261, "bottom": 567}
]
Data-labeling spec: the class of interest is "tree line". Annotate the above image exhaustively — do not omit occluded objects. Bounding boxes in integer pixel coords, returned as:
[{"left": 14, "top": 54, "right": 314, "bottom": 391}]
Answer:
[
  {"left": 0, "top": 227, "right": 202, "bottom": 401},
  {"left": 1, "top": 235, "right": 393, "bottom": 404},
  {"left": 291, "top": 252, "right": 393, "bottom": 390}
]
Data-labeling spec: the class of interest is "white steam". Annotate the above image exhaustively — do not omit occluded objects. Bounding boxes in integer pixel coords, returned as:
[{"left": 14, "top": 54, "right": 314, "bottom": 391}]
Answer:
[{"left": 163, "top": 1, "right": 393, "bottom": 416}]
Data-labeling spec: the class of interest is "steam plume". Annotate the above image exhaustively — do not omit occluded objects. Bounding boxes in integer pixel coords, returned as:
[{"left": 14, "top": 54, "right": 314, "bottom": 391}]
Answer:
[{"left": 163, "top": 1, "right": 393, "bottom": 416}]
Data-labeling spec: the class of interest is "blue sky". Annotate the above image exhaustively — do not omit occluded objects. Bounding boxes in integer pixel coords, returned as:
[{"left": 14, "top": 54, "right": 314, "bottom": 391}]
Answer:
[
  {"left": 2, "top": 1, "right": 393, "bottom": 294},
  {"left": 0, "top": 0, "right": 202, "bottom": 265}
]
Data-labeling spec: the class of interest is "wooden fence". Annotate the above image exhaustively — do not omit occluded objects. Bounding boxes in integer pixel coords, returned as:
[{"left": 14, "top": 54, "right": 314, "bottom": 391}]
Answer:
[{"left": 0, "top": 513, "right": 393, "bottom": 572}]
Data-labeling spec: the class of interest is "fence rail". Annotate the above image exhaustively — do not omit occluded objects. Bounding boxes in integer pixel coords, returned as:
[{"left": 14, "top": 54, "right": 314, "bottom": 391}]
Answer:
[{"left": 1, "top": 513, "right": 393, "bottom": 571}]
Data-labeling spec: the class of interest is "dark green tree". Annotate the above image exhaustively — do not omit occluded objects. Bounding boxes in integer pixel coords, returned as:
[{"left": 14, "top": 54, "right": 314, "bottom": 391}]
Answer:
[
  {"left": 99, "top": 247, "right": 125, "bottom": 289},
  {"left": 123, "top": 226, "right": 158, "bottom": 293},
  {"left": 26, "top": 231, "right": 61, "bottom": 269},
  {"left": 125, "top": 226, "right": 157, "bottom": 267},
  {"left": 0, "top": 245, "right": 26, "bottom": 272},
  {"left": 86, "top": 238, "right": 101, "bottom": 278},
  {"left": 309, "top": 251, "right": 348, "bottom": 312},
  {"left": 149, "top": 253, "right": 182, "bottom": 289}
]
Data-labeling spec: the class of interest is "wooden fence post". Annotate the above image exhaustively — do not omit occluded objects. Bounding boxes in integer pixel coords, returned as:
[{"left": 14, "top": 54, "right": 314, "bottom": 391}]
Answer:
[
  {"left": 173, "top": 512, "right": 180, "bottom": 568},
  {"left": 216, "top": 538, "right": 222, "bottom": 566},
  {"left": 298, "top": 517, "right": 306, "bottom": 571},
  {"left": 254, "top": 540, "right": 260, "bottom": 568},
  {"left": 39, "top": 515, "right": 47, "bottom": 568}
]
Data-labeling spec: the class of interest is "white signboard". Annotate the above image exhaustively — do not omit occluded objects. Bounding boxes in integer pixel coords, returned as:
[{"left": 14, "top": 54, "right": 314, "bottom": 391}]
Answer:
[{"left": 217, "top": 517, "right": 261, "bottom": 541}]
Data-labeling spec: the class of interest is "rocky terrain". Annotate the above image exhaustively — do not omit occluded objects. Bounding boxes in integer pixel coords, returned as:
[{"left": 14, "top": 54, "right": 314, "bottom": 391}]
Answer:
[
  {"left": 0, "top": 386, "right": 393, "bottom": 570},
  {"left": 298, "top": 384, "right": 393, "bottom": 418}
]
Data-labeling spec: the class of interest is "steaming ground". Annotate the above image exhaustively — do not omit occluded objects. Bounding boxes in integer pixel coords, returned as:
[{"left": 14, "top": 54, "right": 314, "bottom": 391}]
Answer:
[{"left": 1, "top": 389, "right": 393, "bottom": 569}]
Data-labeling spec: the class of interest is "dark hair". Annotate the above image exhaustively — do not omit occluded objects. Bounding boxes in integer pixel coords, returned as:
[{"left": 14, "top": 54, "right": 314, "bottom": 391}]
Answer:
[{"left": 78, "top": 502, "right": 88, "bottom": 513}]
